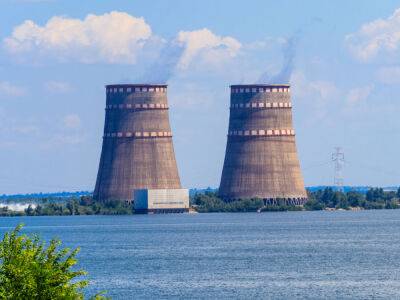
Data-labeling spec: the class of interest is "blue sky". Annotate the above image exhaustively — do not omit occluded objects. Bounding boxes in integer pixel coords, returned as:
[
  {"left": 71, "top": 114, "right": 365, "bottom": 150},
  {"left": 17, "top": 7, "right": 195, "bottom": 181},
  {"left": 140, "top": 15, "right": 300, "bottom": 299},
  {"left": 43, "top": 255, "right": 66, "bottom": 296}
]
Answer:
[{"left": 1, "top": 0, "right": 400, "bottom": 194}]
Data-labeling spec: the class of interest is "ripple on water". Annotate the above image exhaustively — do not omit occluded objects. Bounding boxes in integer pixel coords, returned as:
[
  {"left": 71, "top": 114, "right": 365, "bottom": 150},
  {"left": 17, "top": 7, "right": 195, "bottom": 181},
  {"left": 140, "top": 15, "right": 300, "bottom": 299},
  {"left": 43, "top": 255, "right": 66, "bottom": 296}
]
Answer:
[{"left": 1, "top": 211, "right": 400, "bottom": 299}]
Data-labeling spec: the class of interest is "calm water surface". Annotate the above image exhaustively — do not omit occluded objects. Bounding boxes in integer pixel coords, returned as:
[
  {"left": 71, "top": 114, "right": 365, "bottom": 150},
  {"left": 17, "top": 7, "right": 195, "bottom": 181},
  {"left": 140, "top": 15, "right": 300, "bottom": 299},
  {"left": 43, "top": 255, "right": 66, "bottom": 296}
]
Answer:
[{"left": 1, "top": 210, "right": 400, "bottom": 299}]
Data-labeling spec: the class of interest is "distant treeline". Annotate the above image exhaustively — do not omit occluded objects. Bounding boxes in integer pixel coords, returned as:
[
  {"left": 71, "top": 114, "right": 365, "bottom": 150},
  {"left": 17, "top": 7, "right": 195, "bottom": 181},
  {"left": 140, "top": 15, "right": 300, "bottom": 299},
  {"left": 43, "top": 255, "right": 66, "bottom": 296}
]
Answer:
[
  {"left": 191, "top": 188, "right": 400, "bottom": 213},
  {"left": 0, "top": 196, "right": 133, "bottom": 217},
  {"left": 2, "top": 186, "right": 389, "bottom": 200},
  {"left": 1, "top": 187, "right": 400, "bottom": 216},
  {"left": 0, "top": 191, "right": 92, "bottom": 201},
  {"left": 306, "top": 187, "right": 400, "bottom": 210}
]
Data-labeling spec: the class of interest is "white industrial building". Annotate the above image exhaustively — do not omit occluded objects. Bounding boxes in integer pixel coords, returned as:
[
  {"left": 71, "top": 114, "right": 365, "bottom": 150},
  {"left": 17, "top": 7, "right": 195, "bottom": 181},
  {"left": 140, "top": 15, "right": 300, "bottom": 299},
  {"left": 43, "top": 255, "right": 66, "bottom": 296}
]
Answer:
[{"left": 134, "top": 189, "right": 189, "bottom": 213}]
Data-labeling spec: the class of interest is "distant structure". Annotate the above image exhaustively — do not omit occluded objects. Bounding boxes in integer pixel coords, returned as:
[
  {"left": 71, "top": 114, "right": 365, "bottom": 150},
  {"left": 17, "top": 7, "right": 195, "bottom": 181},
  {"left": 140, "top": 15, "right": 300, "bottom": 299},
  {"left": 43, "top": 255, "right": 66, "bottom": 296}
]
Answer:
[
  {"left": 94, "top": 84, "right": 182, "bottom": 202},
  {"left": 134, "top": 189, "right": 189, "bottom": 213},
  {"left": 219, "top": 84, "right": 307, "bottom": 205},
  {"left": 332, "top": 147, "right": 345, "bottom": 192}
]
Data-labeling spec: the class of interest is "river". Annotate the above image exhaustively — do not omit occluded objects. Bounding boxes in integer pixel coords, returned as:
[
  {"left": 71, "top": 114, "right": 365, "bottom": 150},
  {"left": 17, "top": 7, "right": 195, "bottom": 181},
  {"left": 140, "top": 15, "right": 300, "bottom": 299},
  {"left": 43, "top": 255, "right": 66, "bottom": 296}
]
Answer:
[{"left": 1, "top": 210, "right": 400, "bottom": 299}]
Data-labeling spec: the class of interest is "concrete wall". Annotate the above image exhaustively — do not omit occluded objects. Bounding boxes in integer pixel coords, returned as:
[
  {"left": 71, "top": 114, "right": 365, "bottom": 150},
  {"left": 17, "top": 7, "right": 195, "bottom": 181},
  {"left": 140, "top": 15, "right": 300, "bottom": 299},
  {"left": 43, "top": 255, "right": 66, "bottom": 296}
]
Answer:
[
  {"left": 94, "top": 84, "right": 181, "bottom": 202},
  {"left": 134, "top": 189, "right": 189, "bottom": 211},
  {"left": 219, "top": 84, "right": 307, "bottom": 204}
]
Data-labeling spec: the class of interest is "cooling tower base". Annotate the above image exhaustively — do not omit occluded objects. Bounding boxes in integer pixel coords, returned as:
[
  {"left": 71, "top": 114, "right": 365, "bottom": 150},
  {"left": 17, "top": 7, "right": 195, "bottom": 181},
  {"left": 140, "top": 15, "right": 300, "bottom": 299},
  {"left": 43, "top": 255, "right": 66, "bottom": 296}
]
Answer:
[{"left": 220, "top": 196, "right": 308, "bottom": 206}]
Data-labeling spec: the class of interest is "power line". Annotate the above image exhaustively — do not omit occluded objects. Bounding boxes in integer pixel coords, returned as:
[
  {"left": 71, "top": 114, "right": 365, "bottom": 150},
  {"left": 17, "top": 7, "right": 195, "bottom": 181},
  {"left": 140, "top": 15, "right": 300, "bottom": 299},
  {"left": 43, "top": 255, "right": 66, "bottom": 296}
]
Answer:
[{"left": 302, "top": 161, "right": 331, "bottom": 171}]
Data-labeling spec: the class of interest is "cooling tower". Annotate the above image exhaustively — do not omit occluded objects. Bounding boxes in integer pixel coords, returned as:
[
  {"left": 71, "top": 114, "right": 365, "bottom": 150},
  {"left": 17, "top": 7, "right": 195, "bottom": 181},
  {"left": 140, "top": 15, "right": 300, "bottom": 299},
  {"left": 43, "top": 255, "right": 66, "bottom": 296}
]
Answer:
[
  {"left": 219, "top": 84, "right": 307, "bottom": 205},
  {"left": 94, "top": 84, "right": 181, "bottom": 202}
]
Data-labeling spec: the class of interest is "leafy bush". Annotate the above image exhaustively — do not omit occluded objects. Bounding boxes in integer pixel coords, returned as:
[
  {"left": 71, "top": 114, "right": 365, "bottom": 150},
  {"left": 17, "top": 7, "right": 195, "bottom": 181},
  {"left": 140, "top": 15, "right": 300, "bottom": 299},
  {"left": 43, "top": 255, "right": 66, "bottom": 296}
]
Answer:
[{"left": 0, "top": 224, "right": 106, "bottom": 299}]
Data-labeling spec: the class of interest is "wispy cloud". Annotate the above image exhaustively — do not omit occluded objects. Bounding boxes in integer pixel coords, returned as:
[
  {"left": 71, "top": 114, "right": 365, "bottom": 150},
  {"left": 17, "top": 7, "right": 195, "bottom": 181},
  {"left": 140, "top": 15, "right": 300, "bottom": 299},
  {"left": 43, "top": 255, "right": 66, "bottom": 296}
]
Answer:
[
  {"left": 44, "top": 80, "right": 72, "bottom": 93},
  {"left": 0, "top": 81, "right": 25, "bottom": 97},
  {"left": 63, "top": 114, "right": 81, "bottom": 130},
  {"left": 346, "top": 85, "right": 374, "bottom": 104},
  {"left": 12, "top": 125, "right": 39, "bottom": 135},
  {"left": 345, "top": 8, "right": 400, "bottom": 62},
  {"left": 376, "top": 66, "right": 400, "bottom": 84},
  {"left": 12, "top": 0, "right": 55, "bottom": 2},
  {"left": 48, "top": 135, "right": 84, "bottom": 146},
  {"left": 40, "top": 114, "right": 85, "bottom": 149},
  {"left": 291, "top": 71, "right": 338, "bottom": 102},
  {"left": 290, "top": 71, "right": 340, "bottom": 121}
]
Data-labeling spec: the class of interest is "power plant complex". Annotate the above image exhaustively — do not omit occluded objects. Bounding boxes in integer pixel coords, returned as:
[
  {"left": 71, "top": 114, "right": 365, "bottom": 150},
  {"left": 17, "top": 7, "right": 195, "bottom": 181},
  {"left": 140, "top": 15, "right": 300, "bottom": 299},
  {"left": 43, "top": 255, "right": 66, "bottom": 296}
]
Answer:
[
  {"left": 93, "top": 83, "right": 307, "bottom": 212},
  {"left": 219, "top": 84, "right": 307, "bottom": 205},
  {"left": 93, "top": 84, "right": 188, "bottom": 212}
]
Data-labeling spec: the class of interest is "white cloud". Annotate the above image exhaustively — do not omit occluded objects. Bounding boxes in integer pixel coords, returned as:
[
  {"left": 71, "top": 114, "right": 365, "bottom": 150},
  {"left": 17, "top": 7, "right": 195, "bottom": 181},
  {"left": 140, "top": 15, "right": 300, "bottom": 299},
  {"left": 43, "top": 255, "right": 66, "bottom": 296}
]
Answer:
[
  {"left": 0, "top": 81, "right": 25, "bottom": 97},
  {"left": 12, "top": 0, "right": 54, "bottom": 2},
  {"left": 346, "top": 85, "right": 374, "bottom": 104},
  {"left": 376, "top": 66, "right": 400, "bottom": 84},
  {"left": 346, "top": 8, "right": 400, "bottom": 62},
  {"left": 44, "top": 81, "right": 72, "bottom": 93},
  {"left": 51, "top": 135, "right": 83, "bottom": 145},
  {"left": 40, "top": 115, "right": 85, "bottom": 148},
  {"left": 13, "top": 0, "right": 54, "bottom": 2},
  {"left": 290, "top": 71, "right": 338, "bottom": 101},
  {"left": 168, "top": 82, "right": 223, "bottom": 109},
  {"left": 4, "top": 12, "right": 242, "bottom": 75},
  {"left": 12, "top": 125, "right": 39, "bottom": 135},
  {"left": 0, "top": 141, "right": 17, "bottom": 149},
  {"left": 4, "top": 11, "right": 152, "bottom": 64},
  {"left": 290, "top": 71, "right": 340, "bottom": 122},
  {"left": 176, "top": 28, "right": 241, "bottom": 69},
  {"left": 63, "top": 114, "right": 81, "bottom": 129},
  {"left": 41, "top": 134, "right": 84, "bottom": 149},
  {"left": 244, "top": 37, "right": 285, "bottom": 51}
]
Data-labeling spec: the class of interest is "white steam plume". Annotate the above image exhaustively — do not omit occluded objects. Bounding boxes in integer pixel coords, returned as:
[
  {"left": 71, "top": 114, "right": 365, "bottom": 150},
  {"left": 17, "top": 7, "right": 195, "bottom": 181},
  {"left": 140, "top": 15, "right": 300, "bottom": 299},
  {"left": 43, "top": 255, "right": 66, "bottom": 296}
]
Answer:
[
  {"left": 137, "top": 41, "right": 185, "bottom": 84},
  {"left": 257, "top": 33, "right": 300, "bottom": 84}
]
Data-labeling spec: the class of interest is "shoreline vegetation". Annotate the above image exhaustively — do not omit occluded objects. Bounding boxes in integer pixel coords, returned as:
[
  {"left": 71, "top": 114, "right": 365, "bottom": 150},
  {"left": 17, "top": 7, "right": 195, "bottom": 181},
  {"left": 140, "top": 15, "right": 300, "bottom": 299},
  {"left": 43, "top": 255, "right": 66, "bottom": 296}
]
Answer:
[
  {"left": 0, "top": 188, "right": 399, "bottom": 217},
  {"left": 0, "top": 224, "right": 106, "bottom": 299}
]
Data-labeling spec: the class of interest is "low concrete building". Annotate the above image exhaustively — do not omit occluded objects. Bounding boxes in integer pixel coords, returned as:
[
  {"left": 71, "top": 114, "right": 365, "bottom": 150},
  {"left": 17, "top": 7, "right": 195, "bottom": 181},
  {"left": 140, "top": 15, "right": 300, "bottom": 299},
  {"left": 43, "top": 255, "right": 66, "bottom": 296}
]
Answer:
[{"left": 134, "top": 189, "right": 189, "bottom": 213}]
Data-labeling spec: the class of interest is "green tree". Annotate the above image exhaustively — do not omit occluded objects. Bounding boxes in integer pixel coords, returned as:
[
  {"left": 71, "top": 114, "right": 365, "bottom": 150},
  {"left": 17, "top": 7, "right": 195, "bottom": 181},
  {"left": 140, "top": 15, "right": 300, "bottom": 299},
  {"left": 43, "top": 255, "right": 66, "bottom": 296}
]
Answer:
[
  {"left": 25, "top": 205, "right": 35, "bottom": 216},
  {"left": 347, "top": 191, "right": 363, "bottom": 207},
  {"left": 304, "top": 199, "right": 325, "bottom": 210},
  {"left": 0, "top": 224, "right": 105, "bottom": 299}
]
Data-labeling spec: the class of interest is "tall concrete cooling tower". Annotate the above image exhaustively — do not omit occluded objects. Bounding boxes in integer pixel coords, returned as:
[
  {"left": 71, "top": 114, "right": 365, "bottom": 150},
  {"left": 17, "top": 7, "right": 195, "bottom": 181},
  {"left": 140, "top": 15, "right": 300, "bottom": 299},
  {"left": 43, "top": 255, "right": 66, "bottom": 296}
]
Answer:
[
  {"left": 219, "top": 84, "right": 307, "bottom": 205},
  {"left": 94, "top": 84, "right": 181, "bottom": 202}
]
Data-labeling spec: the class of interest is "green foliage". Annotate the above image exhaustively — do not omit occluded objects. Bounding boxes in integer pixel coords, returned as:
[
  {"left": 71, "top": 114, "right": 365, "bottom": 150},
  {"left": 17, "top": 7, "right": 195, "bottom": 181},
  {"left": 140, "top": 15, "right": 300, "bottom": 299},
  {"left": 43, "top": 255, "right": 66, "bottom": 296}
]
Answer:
[
  {"left": 0, "top": 224, "right": 97, "bottom": 299},
  {"left": 2, "top": 188, "right": 400, "bottom": 216},
  {"left": 304, "top": 199, "right": 325, "bottom": 211},
  {"left": 193, "top": 188, "right": 400, "bottom": 213},
  {"left": 192, "top": 192, "right": 297, "bottom": 213},
  {"left": 192, "top": 192, "right": 229, "bottom": 212},
  {"left": 0, "top": 207, "right": 24, "bottom": 217},
  {"left": 305, "top": 187, "right": 400, "bottom": 210},
  {"left": 0, "top": 196, "right": 134, "bottom": 217},
  {"left": 192, "top": 192, "right": 264, "bottom": 212},
  {"left": 225, "top": 198, "right": 265, "bottom": 212}
]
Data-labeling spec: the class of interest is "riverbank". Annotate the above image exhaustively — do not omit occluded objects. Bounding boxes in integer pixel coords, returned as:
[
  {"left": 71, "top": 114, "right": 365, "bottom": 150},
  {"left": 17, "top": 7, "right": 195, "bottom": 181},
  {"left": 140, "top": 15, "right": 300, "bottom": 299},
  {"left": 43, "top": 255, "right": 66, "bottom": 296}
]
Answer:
[
  {"left": 0, "top": 187, "right": 399, "bottom": 216},
  {"left": 191, "top": 189, "right": 400, "bottom": 213}
]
